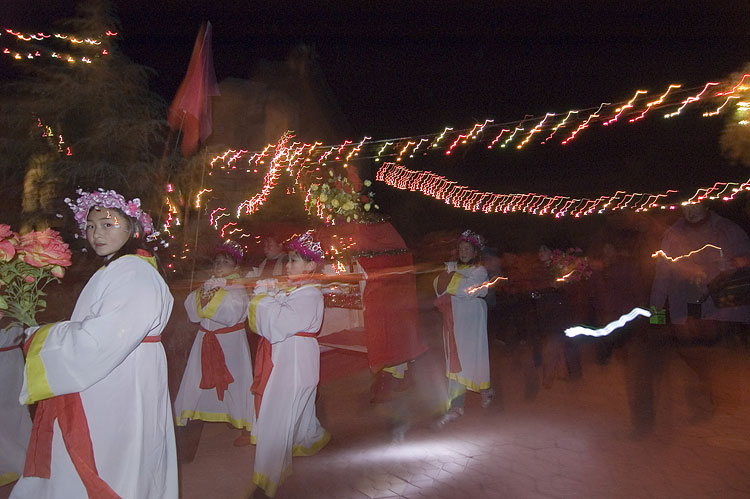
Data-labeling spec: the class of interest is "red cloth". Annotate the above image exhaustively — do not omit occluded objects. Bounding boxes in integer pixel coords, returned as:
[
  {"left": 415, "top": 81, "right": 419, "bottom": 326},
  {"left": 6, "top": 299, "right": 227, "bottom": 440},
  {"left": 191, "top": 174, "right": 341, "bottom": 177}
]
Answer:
[
  {"left": 250, "top": 337, "right": 272, "bottom": 419},
  {"left": 251, "top": 332, "right": 318, "bottom": 418},
  {"left": 167, "top": 21, "right": 220, "bottom": 157},
  {"left": 357, "top": 252, "right": 427, "bottom": 371},
  {"left": 319, "top": 221, "right": 426, "bottom": 371},
  {"left": 434, "top": 294, "right": 462, "bottom": 373},
  {"left": 25, "top": 395, "right": 119, "bottom": 498},
  {"left": 0, "top": 344, "right": 20, "bottom": 352},
  {"left": 198, "top": 323, "right": 243, "bottom": 401}
]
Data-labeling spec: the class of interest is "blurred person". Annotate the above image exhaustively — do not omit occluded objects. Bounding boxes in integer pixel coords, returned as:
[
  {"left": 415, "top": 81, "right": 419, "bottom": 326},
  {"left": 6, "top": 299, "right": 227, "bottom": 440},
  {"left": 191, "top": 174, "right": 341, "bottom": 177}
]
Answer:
[
  {"left": 247, "top": 231, "right": 330, "bottom": 498},
  {"left": 434, "top": 230, "right": 493, "bottom": 426},
  {"left": 11, "top": 189, "right": 176, "bottom": 499},
  {"left": 589, "top": 240, "right": 642, "bottom": 364},
  {"left": 0, "top": 321, "right": 32, "bottom": 487},
  {"left": 173, "top": 241, "right": 255, "bottom": 457},
  {"left": 649, "top": 202, "right": 750, "bottom": 422},
  {"left": 246, "top": 232, "right": 288, "bottom": 279}
]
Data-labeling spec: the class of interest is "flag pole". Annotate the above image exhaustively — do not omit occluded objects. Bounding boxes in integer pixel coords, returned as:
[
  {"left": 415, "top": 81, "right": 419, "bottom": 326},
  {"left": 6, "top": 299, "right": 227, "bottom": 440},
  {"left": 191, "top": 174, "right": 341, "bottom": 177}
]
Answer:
[{"left": 188, "top": 145, "right": 209, "bottom": 291}]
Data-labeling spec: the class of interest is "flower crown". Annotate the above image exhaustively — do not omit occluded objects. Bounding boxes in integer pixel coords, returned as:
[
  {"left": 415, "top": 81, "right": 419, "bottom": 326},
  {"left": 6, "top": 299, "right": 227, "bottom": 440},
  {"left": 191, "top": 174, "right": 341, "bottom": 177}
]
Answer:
[
  {"left": 65, "top": 188, "right": 155, "bottom": 237},
  {"left": 459, "top": 229, "right": 485, "bottom": 250},
  {"left": 287, "top": 231, "right": 324, "bottom": 262},
  {"left": 216, "top": 240, "right": 244, "bottom": 264}
]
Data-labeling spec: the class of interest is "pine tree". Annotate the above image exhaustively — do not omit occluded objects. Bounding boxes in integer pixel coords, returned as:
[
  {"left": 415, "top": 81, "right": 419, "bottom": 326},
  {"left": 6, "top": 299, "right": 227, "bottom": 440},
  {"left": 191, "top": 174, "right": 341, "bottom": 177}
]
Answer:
[{"left": 0, "top": 0, "right": 168, "bottom": 230}]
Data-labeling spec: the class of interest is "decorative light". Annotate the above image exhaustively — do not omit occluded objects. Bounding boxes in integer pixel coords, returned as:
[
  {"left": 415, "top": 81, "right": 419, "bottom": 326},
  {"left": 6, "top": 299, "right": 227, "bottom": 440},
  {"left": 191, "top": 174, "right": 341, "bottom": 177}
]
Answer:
[{"left": 565, "top": 307, "right": 651, "bottom": 338}]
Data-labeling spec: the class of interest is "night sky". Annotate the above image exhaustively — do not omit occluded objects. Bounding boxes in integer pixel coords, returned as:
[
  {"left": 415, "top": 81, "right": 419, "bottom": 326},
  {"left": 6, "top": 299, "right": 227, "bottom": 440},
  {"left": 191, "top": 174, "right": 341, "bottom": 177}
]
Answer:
[{"left": 4, "top": 1, "right": 750, "bottom": 243}]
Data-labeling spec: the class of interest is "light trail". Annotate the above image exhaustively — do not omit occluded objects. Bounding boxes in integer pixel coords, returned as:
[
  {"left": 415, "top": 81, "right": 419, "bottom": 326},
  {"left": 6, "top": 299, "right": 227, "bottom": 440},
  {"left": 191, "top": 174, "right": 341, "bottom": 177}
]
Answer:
[{"left": 565, "top": 307, "right": 652, "bottom": 338}]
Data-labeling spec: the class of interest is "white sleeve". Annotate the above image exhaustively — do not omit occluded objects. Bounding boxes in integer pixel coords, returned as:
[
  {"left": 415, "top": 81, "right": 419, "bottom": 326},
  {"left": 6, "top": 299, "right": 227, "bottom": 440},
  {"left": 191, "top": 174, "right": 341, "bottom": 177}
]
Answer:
[
  {"left": 184, "top": 289, "right": 202, "bottom": 323},
  {"left": 250, "top": 287, "right": 324, "bottom": 344},
  {"left": 20, "top": 257, "right": 173, "bottom": 403},
  {"left": 455, "top": 265, "right": 489, "bottom": 298}
]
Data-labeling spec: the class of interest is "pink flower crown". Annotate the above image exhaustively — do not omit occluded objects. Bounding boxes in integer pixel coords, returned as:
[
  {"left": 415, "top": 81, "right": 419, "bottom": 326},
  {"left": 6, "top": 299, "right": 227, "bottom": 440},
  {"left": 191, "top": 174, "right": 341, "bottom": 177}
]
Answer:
[
  {"left": 65, "top": 188, "right": 155, "bottom": 237},
  {"left": 459, "top": 229, "right": 485, "bottom": 250},
  {"left": 287, "top": 231, "right": 324, "bottom": 262},
  {"left": 215, "top": 240, "right": 244, "bottom": 264}
]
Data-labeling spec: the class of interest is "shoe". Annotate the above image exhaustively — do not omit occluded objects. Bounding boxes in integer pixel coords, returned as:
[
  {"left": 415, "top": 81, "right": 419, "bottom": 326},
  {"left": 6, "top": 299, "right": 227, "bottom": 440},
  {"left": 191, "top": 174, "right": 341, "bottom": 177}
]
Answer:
[
  {"left": 233, "top": 432, "right": 253, "bottom": 447},
  {"left": 481, "top": 388, "right": 494, "bottom": 408},
  {"left": 435, "top": 407, "right": 464, "bottom": 428}
]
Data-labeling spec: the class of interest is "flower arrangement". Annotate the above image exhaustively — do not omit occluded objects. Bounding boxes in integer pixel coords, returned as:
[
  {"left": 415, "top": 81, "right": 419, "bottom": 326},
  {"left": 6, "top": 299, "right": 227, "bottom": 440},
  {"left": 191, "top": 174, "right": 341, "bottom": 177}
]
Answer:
[
  {"left": 538, "top": 245, "right": 592, "bottom": 284},
  {"left": 0, "top": 225, "right": 72, "bottom": 326},
  {"left": 306, "top": 170, "right": 378, "bottom": 224}
]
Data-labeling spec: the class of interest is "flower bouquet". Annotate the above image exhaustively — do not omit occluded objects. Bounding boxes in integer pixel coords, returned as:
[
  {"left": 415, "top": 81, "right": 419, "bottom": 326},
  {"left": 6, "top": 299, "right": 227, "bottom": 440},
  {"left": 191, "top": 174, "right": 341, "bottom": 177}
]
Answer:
[
  {"left": 538, "top": 245, "right": 592, "bottom": 284},
  {"left": 0, "top": 225, "right": 72, "bottom": 327},
  {"left": 306, "top": 170, "right": 378, "bottom": 224}
]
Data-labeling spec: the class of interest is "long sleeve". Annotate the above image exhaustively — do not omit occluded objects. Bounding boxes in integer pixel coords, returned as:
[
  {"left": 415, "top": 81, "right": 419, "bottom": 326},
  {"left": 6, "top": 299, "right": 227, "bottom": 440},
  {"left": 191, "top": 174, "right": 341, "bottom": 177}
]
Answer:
[
  {"left": 21, "top": 256, "right": 173, "bottom": 404},
  {"left": 247, "top": 285, "right": 324, "bottom": 344},
  {"left": 185, "top": 289, "right": 202, "bottom": 323},
  {"left": 185, "top": 286, "right": 248, "bottom": 326},
  {"left": 449, "top": 265, "right": 490, "bottom": 299}
]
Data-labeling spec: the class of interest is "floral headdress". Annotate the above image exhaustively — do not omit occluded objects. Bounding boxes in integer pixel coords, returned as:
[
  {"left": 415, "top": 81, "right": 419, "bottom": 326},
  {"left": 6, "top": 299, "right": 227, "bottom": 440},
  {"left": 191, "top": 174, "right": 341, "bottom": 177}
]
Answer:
[
  {"left": 287, "top": 231, "right": 324, "bottom": 262},
  {"left": 459, "top": 229, "right": 485, "bottom": 250},
  {"left": 65, "top": 188, "right": 155, "bottom": 238},
  {"left": 215, "top": 240, "right": 244, "bottom": 264}
]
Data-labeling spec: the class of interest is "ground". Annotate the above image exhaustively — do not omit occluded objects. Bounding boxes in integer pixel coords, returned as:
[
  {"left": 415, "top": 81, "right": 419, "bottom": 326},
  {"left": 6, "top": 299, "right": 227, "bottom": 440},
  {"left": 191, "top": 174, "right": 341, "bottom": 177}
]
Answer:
[{"left": 2, "top": 303, "right": 750, "bottom": 498}]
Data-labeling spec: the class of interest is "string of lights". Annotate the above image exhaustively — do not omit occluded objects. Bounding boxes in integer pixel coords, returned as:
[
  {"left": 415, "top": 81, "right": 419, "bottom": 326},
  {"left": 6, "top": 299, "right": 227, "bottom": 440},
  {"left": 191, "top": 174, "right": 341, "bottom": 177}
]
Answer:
[
  {"left": 199, "top": 74, "right": 749, "bottom": 181},
  {"left": 375, "top": 162, "right": 750, "bottom": 217},
  {"left": 1, "top": 28, "right": 115, "bottom": 65}
]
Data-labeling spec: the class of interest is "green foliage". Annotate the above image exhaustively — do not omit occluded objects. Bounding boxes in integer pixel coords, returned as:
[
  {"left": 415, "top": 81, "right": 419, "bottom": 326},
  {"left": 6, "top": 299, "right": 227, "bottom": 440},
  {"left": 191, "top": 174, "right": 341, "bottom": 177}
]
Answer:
[{"left": 0, "top": 0, "right": 169, "bottom": 223}]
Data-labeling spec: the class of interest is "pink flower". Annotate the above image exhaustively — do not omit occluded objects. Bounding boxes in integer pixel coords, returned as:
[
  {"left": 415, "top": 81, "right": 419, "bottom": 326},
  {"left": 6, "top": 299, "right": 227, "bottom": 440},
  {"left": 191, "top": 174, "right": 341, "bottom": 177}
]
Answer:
[
  {"left": 18, "top": 229, "right": 72, "bottom": 269},
  {"left": 0, "top": 239, "right": 15, "bottom": 262},
  {"left": 0, "top": 224, "right": 13, "bottom": 239},
  {"left": 24, "top": 275, "right": 35, "bottom": 283},
  {"left": 50, "top": 265, "right": 65, "bottom": 278}
]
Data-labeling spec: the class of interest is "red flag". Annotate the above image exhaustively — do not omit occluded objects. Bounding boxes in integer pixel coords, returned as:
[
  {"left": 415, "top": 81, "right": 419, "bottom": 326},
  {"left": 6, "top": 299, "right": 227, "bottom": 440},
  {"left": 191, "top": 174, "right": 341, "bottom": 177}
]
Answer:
[{"left": 168, "top": 21, "right": 220, "bottom": 157}]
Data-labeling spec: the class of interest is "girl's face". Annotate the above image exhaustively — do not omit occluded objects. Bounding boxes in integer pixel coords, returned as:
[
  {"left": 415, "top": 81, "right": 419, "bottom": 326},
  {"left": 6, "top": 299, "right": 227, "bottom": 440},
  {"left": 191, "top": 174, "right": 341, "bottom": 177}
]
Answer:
[
  {"left": 213, "top": 253, "right": 238, "bottom": 278},
  {"left": 286, "top": 250, "right": 316, "bottom": 277},
  {"left": 86, "top": 207, "right": 131, "bottom": 257},
  {"left": 458, "top": 241, "right": 478, "bottom": 264}
]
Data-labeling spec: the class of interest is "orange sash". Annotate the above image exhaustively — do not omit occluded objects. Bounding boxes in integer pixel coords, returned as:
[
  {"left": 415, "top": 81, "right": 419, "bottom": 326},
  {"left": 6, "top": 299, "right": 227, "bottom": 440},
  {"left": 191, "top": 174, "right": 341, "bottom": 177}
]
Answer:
[
  {"left": 434, "top": 294, "right": 462, "bottom": 374},
  {"left": 251, "top": 332, "right": 319, "bottom": 418},
  {"left": 22, "top": 333, "right": 162, "bottom": 498},
  {"left": 199, "top": 323, "right": 244, "bottom": 401}
]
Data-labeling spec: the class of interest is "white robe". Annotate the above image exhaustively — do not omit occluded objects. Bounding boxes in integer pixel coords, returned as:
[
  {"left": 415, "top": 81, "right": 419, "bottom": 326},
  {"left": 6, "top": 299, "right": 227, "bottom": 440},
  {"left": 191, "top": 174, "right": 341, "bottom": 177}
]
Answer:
[
  {"left": 0, "top": 325, "right": 31, "bottom": 487},
  {"left": 10, "top": 255, "right": 177, "bottom": 499},
  {"left": 173, "top": 283, "right": 254, "bottom": 430},
  {"left": 248, "top": 284, "right": 330, "bottom": 497},
  {"left": 435, "top": 263, "right": 490, "bottom": 392}
]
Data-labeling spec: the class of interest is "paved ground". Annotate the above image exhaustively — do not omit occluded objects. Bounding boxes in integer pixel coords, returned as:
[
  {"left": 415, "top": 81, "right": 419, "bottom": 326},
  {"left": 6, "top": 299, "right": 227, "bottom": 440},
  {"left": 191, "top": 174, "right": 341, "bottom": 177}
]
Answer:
[{"left": 3, "top": 308, "right": 750, "bottom": 498}]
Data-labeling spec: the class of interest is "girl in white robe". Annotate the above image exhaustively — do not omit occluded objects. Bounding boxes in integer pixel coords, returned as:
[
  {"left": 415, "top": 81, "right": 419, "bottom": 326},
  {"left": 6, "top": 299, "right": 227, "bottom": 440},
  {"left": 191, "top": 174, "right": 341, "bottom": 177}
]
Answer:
[
  {"left": 0, "top": 323, "right": 32, "bottom": 487},
  {"left": 11, "top": 191, "right": 177, "bottom": 499},
  {"left": 248, "top": 232, "right": 330, "bottom": 497},
  {"left": 174, "top": 243, "right": 255, "bottom": 446},
  {"left": 434, "top": 230, "right": 492, "bottom": 425}
]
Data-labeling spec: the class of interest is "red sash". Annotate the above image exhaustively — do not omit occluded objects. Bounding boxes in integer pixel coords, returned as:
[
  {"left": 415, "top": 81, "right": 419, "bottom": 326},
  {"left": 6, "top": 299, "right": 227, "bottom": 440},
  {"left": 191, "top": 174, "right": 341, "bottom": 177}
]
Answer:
[
  {"left": 199, "top": 323, "right": 244, "bottom": 401},
  {"left": 434, "top": 294, "right": 462, "bottom": 374},
  {"left": 251, "top": 332, "right": 319, "bottom": 418},
  {"left": 0, "top": 344, "right": 21, "bottom": 352},
  {"left": 22, "top": 333, "right": 162, "bottom": 498}
]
